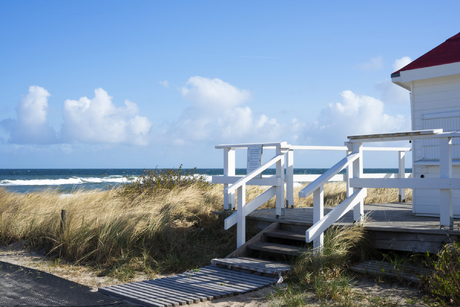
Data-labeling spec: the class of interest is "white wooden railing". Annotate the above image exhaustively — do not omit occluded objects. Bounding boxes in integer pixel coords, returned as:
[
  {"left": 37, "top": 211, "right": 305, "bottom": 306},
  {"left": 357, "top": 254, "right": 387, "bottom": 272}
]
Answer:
[
  {"left": 212, "top": 141, "right": 411, "bottom": 249},
  {"left": 347, "top": 129, "right": 458, "bottom": 230}
]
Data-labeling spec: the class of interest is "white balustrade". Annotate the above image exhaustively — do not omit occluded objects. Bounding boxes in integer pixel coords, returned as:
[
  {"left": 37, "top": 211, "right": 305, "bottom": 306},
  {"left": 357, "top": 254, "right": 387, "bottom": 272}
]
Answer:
[{"left": 213, "top": 141, "right": 412, "bottom": 249}]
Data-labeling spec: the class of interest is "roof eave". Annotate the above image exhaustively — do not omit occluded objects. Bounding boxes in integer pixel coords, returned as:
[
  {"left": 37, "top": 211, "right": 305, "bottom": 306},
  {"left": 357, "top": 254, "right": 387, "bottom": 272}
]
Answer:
[{"left": 392, "top": 62, "right": 460, "bottom": 90}]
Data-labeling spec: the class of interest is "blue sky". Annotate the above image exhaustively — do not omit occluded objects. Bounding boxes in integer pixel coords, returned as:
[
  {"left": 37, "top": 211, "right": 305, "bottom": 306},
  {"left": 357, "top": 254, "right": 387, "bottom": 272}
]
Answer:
[{"left": 1, "top": 1, "right": 459, "bottom": 169}]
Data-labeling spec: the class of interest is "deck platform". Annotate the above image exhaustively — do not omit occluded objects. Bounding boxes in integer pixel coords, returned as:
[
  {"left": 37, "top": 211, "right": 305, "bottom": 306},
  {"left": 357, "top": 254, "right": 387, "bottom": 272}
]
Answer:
[{"left": 248, "top": 202, "right": 460, "bottom": 253}]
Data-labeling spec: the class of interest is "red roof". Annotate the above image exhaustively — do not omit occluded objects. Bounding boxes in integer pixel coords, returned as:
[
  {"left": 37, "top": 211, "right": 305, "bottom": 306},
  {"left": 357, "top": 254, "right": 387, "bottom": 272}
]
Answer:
[{"left": 391, "top": 32, "right": 460, "bottom": 78}]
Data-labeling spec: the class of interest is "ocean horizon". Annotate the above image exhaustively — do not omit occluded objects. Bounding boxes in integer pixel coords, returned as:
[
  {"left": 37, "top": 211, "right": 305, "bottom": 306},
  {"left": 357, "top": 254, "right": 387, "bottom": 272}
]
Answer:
[{"left": 0, "top": 168, "right": 413, "bottom": 194}]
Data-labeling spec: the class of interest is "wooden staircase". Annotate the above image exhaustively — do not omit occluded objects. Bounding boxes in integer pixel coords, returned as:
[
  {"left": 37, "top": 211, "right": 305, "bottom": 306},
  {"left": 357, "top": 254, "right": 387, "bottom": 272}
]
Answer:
[{"left": 212, "top": 222, "right": 311, "bottom": 277}]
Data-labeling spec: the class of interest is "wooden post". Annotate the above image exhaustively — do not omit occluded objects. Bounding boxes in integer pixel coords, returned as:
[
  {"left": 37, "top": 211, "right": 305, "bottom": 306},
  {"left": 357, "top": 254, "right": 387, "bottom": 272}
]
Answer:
[
  {"left": 236, "top": 185, "right": 246, "bottom": 248},
  {"left": 275, "top": 145, "right": 285, "bottom": 219},
  {"left": 352, "top": 142, "right": 364, "bottom": 222},
  {"left": 398, "top": 151, "right": 406, "bottom": 202},
  {"left": 313, "top": 186, "right": 324, "bottom": 253},
  {"left": 60, "top": 210, "right": 67, "bottom": 233},
  {"left": 345, "top": 144, "right": 352, "bottom": 197},
  {"left": 286, "top": 149, "right": 294, "bottom": 209},
  {"left": 224, "top": 148, "right": 235, "bottom": 210},
  {"left": 439, "top": 137, "right": 453, "bottom": 230}
]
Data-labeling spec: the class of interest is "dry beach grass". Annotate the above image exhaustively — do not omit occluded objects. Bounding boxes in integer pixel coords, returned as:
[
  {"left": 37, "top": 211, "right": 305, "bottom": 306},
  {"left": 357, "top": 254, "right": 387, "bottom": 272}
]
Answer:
[{"left": 0, "top": 181, "right": 443, "bottom": 306}]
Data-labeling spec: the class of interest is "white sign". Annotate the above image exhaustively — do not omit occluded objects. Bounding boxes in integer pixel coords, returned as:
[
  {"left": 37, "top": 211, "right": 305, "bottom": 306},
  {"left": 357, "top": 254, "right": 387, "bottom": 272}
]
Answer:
[{"left": 247, "top": 145, "right": 263, "bottom": 178}]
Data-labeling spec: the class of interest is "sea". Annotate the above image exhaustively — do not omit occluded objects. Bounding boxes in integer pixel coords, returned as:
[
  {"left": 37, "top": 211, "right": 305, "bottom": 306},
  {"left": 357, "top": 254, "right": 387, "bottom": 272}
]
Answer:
[{"left": 0, "top": 168, "right": 412, "bottom": 194}]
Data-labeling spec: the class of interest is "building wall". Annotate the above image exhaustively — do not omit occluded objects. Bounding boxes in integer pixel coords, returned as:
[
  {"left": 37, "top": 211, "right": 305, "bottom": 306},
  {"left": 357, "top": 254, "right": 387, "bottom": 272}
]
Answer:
[{"left": 412, "top": 74, "right": 460, "bottom": 217}]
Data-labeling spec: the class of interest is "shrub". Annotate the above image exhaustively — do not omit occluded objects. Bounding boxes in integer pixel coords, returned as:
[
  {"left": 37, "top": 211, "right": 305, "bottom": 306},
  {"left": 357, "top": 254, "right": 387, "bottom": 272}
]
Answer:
[
  {"left": 119, "top": 165, "right": 210, "bottom": 199},
  {"left": 422, "top": 242, "right": 460, "bottom": 305}
]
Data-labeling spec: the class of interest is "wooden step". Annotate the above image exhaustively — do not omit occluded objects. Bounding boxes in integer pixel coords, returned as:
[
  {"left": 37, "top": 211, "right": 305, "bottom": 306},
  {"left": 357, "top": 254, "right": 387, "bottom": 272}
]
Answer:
[
  {"left": 350, "top": 260, "right": 432, "bottom": 283},
  {"left": 264, "top": 230, "right": 306, "bottom": 242},
  {"left": 211, "top": 257, "right": 291, "bottom": 276},
  {"left": 248, "top": 242, "right": 307, "bottom": 257}
]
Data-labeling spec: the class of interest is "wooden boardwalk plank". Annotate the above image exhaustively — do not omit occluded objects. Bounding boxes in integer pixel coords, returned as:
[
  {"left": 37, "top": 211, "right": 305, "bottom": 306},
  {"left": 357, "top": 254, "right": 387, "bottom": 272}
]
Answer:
[
  {"left": 99, "top": 266, "right": 277, "bottom": 307},
  {"left": 350, "top": 260, "right": 432, "bottom": 283},
  {"left": 212, "top": 257, "right": 291, "bottom": 275}
]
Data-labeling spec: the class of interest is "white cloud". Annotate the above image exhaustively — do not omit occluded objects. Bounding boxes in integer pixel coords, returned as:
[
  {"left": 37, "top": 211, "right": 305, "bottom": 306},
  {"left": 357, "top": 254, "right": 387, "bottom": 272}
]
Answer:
[
  {"left": 393, "top": 56, "right": 412, "bottom": 71},
  {"left": 159, "top": 80, "right": 169, "bottom": 88},
  {"left": 0, "top": 86, "right": 57, "bottom": 144},
  {"left": 310, "top": 90, "right": 408, "bottom": 144},
  {"left": 61, "top": 88, "right": 152, "bottom": 145},
  {"left": 354, "top": 56, "right": 383, "bottom": 71},
  {"left": 181, "top": 76, "right": 251, "bottom": 110},
  {"left": 167, "top": 76, "right": 288, "bottom": 145}
]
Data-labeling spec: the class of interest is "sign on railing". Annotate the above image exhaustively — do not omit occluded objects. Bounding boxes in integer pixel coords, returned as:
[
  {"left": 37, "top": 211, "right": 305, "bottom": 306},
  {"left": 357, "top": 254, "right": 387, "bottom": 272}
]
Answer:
[{"left": 247, "top": 145, "right": 263, "bottom": 178}]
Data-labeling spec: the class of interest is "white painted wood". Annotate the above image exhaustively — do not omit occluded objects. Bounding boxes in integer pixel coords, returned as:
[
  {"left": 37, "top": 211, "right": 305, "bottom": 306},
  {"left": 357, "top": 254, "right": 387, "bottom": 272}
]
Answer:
[
  {"left": 439, "top": 137, "right": 453, "bottom": 229},
  {"left": 413, "top": 74, "right": 460, "bottom": 88},
  {"left": 352, "top": 142, "right": 364, "bottom": 222},
  {"left": 313, "top": 186, "right": 324, "bottom": 251},
  {"left": 399, "top": 151, "right": 406, "bottom": 202},
  {"left": 305, "top": 188, "right": 367, "bottom": 243},
  {"left": 243, "top": 187, "right": 277, "bottom": 217},
  {"left": 350, "top": 178, "right": 460, "bottom": 189},
  {"left": 224, "top": 148, "right": 235, "bottom": 210},
  {"left": 275, "top": 146, "right": 285, "bottom": 218},
  {"left": 225, "top": 188, "right": 277, "bottom": 230},
  {"left": 224, "top": 212, "right": 237, "bottom": 230},
  {"left": 362, "top": 147, "right": 411, "bottom": 152},
  {"left": 237, "top": 185, "right": 246, "bottom": 248},
  {"left": 398, "top": 62, "right": 460, "bottom": 84},
  {"left": 299, "top": 152, "right": 359, "bottom": 198},
  {"left": 286, "top": 149, "right": 294, "bottom": 208},
  {"left": 346, "top": 144, "right": 352, "bottom": 197},
  {"left": 216, "top": 142, "right": 288, "bottom": 149},
  {"left": 348, "top": 129, "right": 443, "bottom": 143},
  {"left": 213, "top": 175, "right": 284, "bottom": 186},
  {"left": 289, "top": 145, "right": 347, "bottom": 151},
  {"left": 225, "top": 154, "right": 284, "bottom": 194}
]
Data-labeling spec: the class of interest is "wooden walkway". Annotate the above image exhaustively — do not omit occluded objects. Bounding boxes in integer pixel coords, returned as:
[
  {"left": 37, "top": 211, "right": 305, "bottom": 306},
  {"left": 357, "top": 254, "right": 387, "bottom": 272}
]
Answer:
[
  {"left": 249, "top": 202, "right": 460, "bottom": 253},
  {"left": 99, "top": 266, "right": 278, "bottom": 307}
]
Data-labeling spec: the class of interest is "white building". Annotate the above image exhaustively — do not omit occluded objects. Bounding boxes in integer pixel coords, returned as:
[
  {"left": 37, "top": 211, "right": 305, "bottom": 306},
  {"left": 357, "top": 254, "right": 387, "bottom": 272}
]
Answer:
[{"left": 392, "top": 32, "right": 460, "bottom": 217}]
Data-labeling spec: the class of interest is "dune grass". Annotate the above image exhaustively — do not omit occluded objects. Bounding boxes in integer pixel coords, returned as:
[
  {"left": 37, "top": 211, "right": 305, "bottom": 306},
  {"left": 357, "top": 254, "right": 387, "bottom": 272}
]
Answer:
[
  {"left": 0, "top": 180, "right": 411, "bottom": 280},
  {"left": 0, "top": 184, "right": 237, "bottom": 278}
]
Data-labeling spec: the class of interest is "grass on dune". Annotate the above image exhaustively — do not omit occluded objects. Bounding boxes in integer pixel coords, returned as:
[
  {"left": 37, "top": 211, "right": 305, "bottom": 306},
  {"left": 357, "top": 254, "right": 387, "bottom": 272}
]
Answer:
[
  {"left": 0, "top": 183, "right": 238, "bottom": 278},
  {"left": 0, "top": 177, "right": 411, "bottom": 280}
]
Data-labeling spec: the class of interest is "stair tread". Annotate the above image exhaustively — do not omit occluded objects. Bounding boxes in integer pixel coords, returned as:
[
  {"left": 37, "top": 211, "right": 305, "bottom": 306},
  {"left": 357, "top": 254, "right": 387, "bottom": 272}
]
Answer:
[
  {"left": 211, "top": 257, "right": 291, "bottom": 275},
  {"left": 264, "top": 230, "right": 306, "bottom": 241},
  {"left": 248, "top": 242, "right": 307, "bottom": 256}
]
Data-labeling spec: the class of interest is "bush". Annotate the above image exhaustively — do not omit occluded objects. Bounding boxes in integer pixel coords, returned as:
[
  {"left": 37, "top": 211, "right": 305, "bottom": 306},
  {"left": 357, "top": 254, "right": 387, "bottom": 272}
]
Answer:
[
  {"left": 422, "top": 242, "right": 460, "bottom": 305},
  {"left": 119, "top": 165, "right": 210, "bottom": 199}
]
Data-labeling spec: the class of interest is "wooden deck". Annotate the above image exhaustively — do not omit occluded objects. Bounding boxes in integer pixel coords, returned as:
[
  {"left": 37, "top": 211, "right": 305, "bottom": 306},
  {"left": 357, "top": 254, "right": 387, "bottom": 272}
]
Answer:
[{"left": 248, "top": 202, "right": 460, "bottom": 253}]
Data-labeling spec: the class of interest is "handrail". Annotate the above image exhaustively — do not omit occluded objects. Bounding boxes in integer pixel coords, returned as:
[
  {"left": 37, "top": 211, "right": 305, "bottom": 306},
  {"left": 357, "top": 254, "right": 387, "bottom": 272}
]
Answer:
[
  {"left": 225, "top": 153, "right": 284, "bottom": 194},
  {"left": 306, "top": 188, "right": 367, "bottom": 242},
  {"left": 299, "top": 152, "right": 360, "bottom": 198}
]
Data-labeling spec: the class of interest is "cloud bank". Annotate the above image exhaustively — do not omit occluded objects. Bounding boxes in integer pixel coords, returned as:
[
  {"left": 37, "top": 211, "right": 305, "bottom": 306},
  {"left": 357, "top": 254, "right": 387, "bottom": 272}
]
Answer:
[{"left": 1, "top": 66, "right": 409, "bottom": 150}]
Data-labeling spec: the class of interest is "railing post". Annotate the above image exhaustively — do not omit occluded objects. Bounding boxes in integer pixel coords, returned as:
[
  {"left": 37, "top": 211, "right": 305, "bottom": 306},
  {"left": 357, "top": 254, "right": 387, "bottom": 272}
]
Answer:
[
  {"left": 313, "top": 185, "right": 324, "bottom": 253},
  {"left": 398, "top": 150, "right": 406, "bottom": 202},
  {"left": 236, "top": 184, "right": 246, "bottom": 247},
  {"left": 439, "top": 137, "right": 453, "bottom": 230},
  {"left": 352, "top": 142, "right": 363, "bottom": 222},
  {"left": 275, "top": 145, "right": 285, "bottom": 219},
  {"left": 345, "top": 144, "right": 352, "bottom": 197},
  {"left": 286, "top": 149, "right": 294, "bottom": 209},
  {"left": 224, "top": 148, "right": 235, "bottom": 210}
]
